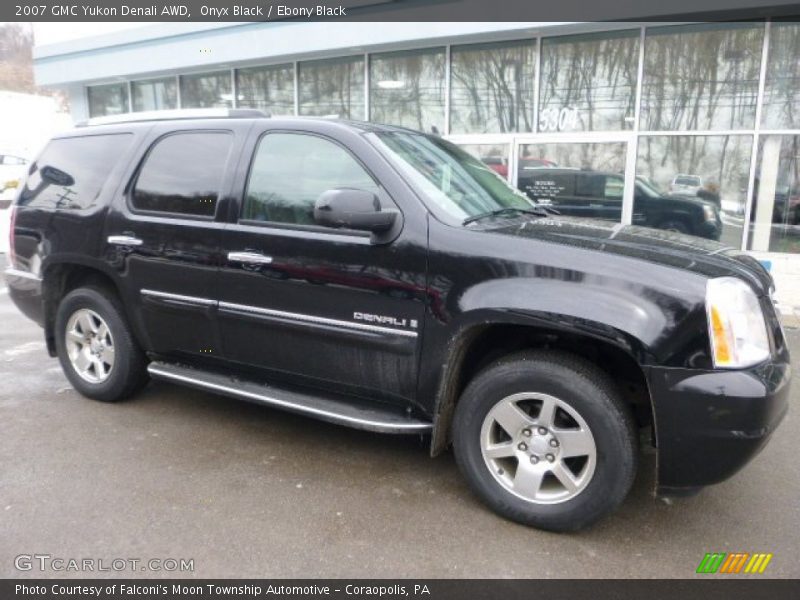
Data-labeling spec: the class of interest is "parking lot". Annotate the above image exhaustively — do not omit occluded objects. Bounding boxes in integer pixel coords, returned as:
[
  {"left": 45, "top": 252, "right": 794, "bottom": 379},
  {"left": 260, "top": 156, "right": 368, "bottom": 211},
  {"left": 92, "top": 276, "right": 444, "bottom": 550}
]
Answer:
[{"left": 1, "top": 258, "right": 798, "bottom": 579}]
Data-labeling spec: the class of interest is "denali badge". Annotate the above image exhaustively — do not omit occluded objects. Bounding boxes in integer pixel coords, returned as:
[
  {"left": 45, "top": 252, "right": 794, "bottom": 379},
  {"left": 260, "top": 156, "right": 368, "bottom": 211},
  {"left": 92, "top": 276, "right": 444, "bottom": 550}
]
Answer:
[{"left": 353, "top": 312, "right": 418, "bottom": 329}]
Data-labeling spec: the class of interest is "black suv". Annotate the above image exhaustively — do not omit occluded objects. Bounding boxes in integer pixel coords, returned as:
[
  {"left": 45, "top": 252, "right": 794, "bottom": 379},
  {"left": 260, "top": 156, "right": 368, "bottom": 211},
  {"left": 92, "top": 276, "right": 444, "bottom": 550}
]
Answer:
[
  {"left": 6, "top": 111, "right": 790, "bottom": 532},
  {"left": 517, "top": 168, "right": 723, "bottom": 240}
]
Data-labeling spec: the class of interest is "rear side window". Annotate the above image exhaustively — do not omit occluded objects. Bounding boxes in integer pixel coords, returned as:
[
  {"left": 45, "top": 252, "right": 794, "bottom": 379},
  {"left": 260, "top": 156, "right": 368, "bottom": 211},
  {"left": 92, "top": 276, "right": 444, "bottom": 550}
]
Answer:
[
  {"left": 132, "top": 131, "right": 232, "bottom": 217},
  {"left": 18, "top": 134, "right": 132, "bottom": 210}
]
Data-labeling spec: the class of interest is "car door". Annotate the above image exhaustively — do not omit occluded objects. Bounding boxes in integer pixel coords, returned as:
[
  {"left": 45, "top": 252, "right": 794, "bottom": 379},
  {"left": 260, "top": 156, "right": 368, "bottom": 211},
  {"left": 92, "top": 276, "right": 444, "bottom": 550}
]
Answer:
[
  {"left": 216, "top": 124, "right": 428, "bottom": 406},
  {"left": 104, "top": 122, "right": 247, "bottom": 359}
]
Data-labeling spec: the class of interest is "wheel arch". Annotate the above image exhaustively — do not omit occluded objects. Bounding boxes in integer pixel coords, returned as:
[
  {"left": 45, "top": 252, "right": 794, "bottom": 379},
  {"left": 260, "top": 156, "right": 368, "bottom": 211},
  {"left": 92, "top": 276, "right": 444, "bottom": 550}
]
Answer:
[
  {"left": 429, "top": 315, "right": 654, "bottom": 457},
  {"left": 41, "top": 260, "right": 134, "bottom": 357}
]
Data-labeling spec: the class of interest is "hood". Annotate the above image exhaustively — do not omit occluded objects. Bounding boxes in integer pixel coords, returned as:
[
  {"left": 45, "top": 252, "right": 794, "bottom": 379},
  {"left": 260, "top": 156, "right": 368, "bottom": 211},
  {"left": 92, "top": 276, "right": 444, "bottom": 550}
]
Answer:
[{"left": 485, "top": 217, "right": 773, "bottom": 295}]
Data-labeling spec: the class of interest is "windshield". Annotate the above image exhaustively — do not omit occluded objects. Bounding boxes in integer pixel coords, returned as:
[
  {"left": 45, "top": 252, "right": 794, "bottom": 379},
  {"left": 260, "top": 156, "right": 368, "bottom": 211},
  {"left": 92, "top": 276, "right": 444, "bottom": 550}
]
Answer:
[
  {"left": 675, "top": 176, "right": 701, "bottom": 186},
  {"left": 370, "top": 131, "right": 535, "bottom": 223}
]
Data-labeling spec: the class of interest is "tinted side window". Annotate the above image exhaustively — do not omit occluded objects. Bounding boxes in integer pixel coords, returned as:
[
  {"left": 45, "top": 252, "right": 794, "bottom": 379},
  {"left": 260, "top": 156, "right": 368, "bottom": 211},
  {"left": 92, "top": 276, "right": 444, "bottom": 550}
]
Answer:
[
  {"left": 575, "top": 173, "right": 606, "bottom": 198},
  {"left": 243, "top": 133, "right": 379, "bottom": 225},
  {"left": 132, "top": 132, "right": 232, "bottom": 217},
  {"left": 19, "top": 134, "right": 132, "bottom": 210}
]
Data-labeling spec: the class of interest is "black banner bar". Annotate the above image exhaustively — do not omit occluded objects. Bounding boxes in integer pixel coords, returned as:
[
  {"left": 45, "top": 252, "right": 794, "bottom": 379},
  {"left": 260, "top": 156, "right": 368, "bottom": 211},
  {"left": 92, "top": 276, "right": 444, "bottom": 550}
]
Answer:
[
  {"left": 4, "top": 0, "right": 800, "bottom": 23},
  {"left": 3, "top": 580, "right": 800, "bottom": 600}
]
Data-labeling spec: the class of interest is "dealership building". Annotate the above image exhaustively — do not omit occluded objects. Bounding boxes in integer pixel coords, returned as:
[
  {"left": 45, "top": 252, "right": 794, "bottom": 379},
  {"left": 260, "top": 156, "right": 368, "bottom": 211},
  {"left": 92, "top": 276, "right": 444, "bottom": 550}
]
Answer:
[{"left": 32, "top": 19, "right": 800, "bottom": 317}]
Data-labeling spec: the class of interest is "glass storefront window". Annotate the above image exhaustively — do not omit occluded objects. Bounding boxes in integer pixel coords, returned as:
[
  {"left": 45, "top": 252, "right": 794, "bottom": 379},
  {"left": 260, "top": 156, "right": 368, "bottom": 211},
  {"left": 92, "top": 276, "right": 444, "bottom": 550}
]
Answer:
[
  {"left": 762, "top": 22, "right": 800, "bottom": 130},
  {"left": 516, "top": 141, "right": 627, "bottom": 222},
  {"left": 370, "top": 48, "right": 445, "bottom": 133},
  {"left": 458, "top": 144, "right": 512, "bottom": 180},
  {"left": 748, "top": 135, "right": 800, "bottom": 254},
  {"left": 180, "top": 71, "right": 233, "bottom": 108},
  {"left": 636, "top": 135, "right": 752, "bottom": 246},
  {"left": 450, "top": 40, "right": 535, "bottom": 134},
  {"left": 298, "top": 56, "right": 364, "bottom": 119},
  {"left": 236, "top": 64, "right": 295, "bottom": 114},
  {"left": 640, "top": 23, "right": 763, "bottom": 131},
  {"left": 131, "top": 77, "right": 177, "bottom": 112},
  {"left": 539, "top": 30, "right": 639, "bottom": 132},
  {"left": 87, "top": 83, "right": 129, "bottom": 117}
]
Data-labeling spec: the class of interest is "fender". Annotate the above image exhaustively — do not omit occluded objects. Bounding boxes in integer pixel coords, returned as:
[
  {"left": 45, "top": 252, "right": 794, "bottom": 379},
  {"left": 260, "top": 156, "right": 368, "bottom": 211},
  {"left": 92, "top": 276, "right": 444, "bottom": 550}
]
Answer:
[
  {"left": 422, "top": 273, "right": 708, "bottom": 456},
  {"left": 39, "top": 254, "right": 147, "bottom": 356}
]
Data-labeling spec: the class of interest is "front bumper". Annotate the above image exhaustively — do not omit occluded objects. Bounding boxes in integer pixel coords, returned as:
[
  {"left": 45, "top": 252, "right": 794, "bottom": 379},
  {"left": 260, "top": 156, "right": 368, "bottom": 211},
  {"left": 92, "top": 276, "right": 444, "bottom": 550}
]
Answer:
[{"left": 648, "top": 359, "right": 790, "bottom": 495}]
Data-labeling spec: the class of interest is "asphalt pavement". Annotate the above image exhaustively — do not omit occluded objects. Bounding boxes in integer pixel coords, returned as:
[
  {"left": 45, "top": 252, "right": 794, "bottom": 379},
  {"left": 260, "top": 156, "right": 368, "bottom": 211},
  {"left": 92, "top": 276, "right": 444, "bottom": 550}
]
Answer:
[{"left": 1, "top": 258, "right": 798, "bottom": 578}]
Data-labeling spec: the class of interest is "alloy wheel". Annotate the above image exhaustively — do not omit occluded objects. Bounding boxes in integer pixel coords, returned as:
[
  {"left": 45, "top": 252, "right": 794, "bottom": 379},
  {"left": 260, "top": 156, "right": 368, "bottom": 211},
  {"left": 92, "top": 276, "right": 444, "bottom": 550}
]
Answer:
[
  {"left": 480, "top": 392, "right": 596, "bottom": 504},
  {"left": 65, "top": 308, "right": 116, "bottom": 384}
]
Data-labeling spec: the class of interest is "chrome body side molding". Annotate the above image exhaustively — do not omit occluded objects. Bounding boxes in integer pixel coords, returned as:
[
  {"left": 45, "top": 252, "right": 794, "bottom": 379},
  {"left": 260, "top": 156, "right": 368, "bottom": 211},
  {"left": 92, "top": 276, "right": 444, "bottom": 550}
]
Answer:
[
  {"left": 218, "top": 300, "right": 418, "bottom": 338},
  {"left": 140, "top": 289, "right": 216, "bottom": 306}
]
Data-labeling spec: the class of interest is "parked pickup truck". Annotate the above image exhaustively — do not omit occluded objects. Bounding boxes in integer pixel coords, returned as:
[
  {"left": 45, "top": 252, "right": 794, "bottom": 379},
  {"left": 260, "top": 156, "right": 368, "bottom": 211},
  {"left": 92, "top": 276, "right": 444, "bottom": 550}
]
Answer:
[
  {"left": 5, "top": 110, "right": 790, "bottom": 531},
  {"left": 517, "top": 168, "right": 722, "bottom": 240}
]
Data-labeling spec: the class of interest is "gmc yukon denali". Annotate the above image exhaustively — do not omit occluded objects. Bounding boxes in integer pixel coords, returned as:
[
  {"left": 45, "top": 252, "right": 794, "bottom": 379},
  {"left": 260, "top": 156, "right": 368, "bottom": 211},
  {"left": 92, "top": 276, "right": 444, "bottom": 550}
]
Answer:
[{"left": 5, "top": 110, "right": 791, "bottom": 531}]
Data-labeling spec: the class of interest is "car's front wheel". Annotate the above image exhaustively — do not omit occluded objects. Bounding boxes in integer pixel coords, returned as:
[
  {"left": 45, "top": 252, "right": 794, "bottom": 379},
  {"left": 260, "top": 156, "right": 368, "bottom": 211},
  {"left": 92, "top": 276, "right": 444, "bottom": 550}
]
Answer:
[
  {"left": 55, "top": 285, "right": 148, "bottom": 402},
  {"left": 452, "top": 350, "right": 637, "bottom": 532}
]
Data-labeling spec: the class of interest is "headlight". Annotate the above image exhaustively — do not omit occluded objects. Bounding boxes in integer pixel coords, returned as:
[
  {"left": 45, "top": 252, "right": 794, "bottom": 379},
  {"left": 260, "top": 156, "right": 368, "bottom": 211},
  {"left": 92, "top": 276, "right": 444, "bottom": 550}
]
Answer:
[
  {"left": 703, "top": 204, "right": 717, "bottom": 221},
  {"left": 706, "top": 277, "right": 770, "bottom": 368}
]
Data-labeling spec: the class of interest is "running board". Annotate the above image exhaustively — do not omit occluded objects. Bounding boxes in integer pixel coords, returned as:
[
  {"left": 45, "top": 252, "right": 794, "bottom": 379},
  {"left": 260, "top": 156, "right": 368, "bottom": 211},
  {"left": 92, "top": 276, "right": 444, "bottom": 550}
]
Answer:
[{"left": 147, "top": 361, "right": 432, "bottom": 434}]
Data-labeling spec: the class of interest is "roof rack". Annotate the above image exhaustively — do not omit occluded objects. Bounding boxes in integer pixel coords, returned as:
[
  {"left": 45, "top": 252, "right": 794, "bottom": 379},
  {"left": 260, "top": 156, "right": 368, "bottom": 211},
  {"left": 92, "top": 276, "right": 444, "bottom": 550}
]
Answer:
[{"left": 75, "top": 108, "right": 269, "bottom": 127}]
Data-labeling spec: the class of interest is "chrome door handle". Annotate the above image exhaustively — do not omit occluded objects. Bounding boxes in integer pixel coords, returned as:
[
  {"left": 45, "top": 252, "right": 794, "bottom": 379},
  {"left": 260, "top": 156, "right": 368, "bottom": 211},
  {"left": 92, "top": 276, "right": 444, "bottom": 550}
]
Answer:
[
  {"left": 107, "top": 235, "right": 143, "bottom": 246},
  {"left": 227, "top": 251, "right": 273, "bottom": 265}
]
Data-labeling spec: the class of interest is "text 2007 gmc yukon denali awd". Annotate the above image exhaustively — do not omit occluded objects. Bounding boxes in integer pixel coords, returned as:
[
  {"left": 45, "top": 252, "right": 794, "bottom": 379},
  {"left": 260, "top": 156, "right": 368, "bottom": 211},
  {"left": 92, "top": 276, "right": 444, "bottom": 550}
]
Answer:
[{"left": 5, "top": 110, "right": 791, "bottom": 531}]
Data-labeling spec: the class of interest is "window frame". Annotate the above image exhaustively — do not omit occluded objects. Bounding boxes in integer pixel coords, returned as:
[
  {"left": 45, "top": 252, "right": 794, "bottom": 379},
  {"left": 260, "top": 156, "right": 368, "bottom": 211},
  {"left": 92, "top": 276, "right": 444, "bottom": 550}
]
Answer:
[
  {"left": 237, "top": 129, "right": 395, "bottom": 237},
  {"left": 127, "top": 129, "right": 234, "bottom": 221}
]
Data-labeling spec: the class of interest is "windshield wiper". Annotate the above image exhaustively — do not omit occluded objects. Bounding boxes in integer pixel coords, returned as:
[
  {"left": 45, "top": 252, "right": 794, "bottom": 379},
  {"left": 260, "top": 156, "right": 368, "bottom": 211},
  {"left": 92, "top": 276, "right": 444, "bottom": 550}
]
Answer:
[{"left": 463, "top": 206, "right": 557, "bottom": 226}]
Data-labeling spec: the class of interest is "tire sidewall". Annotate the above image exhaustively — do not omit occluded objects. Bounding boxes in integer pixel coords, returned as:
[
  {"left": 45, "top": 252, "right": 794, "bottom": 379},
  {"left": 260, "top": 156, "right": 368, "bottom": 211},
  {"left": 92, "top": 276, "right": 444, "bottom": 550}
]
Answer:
[{"left": 453, "top": 354, "right": 637, "bottom": 531}]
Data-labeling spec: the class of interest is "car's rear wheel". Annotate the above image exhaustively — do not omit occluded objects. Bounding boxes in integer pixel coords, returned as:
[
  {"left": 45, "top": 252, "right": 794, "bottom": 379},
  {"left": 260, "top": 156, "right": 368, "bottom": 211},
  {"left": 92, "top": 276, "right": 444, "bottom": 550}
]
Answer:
[
  {"left": 55, "top": 286, "right": 148, "bottom": 402},
  {"left": 452, "top": 350, "right": 637, "bottom": 532}
]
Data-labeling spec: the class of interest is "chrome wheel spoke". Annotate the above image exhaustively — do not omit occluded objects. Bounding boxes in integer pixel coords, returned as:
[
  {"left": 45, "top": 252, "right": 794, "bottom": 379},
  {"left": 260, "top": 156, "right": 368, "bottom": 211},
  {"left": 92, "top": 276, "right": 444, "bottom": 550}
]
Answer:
[
  {"left": 66, "top": 329, "right": 84, "bottom": 345},
  {"left": 73, "top": 350, "right": 91, "bottom": 374},
  {"left": 536, "top": 396, "right": 557, "bottom": 428},
  {"left": 512, "top": 464, "right": 546, "bottom": 497},
  {"left": 484, "top": 442, "right": 516, "bottom": 460},
  {"left": 552, "top": 463, "right": 580, "bottom": 494},
  {"left": 556, "top": 429, "right": 594, "bottom": 458},
  {"left": 93, "top": 357, "right": 108, "bottom": 377},
  {"left": 103, "top": 345, "right": 115, "bottom": 367},
  {"left": 96, "top": 323, "right": 110, "bottom": 343},
  {"left": 78, "top": 312, "right": 97, "bottom": 335},
  {"left": 492, "top": 400, "right": 533, "bottom": 436}
]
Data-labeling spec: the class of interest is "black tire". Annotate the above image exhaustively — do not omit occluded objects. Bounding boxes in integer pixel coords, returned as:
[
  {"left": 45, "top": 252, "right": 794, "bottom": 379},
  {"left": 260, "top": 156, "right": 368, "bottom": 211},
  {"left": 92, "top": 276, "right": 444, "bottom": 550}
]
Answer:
[
  {"left": 658, "top": 219, "right": 690, "bottom": 234},
  {"left": 55, "top": 285, "right": 148, "bottom": 402},
  {"left": 452, "top": 350, "right": 637, "bottom": 532}
]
